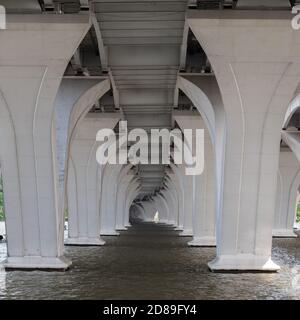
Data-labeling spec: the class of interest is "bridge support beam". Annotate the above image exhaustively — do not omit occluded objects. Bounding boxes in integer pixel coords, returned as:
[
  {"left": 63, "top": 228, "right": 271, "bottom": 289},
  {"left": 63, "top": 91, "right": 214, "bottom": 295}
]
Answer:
[
  {"left": 274, "top": 140, "right": 300, "bottom": 238},
  {"left": 115, "top": 167, "right": 136, "bottom": 230},
  {"left": 0, "top": 14, "right": 90, "bottom": 269},
  {"left": 188, "top": 11, "right": 300, "bottom": 271},
  {"left": 66, "top": 114, "right": 120, "bottom": 245},
  {"left": 175, "top": 112, "right": 216, "bottom": 246}
]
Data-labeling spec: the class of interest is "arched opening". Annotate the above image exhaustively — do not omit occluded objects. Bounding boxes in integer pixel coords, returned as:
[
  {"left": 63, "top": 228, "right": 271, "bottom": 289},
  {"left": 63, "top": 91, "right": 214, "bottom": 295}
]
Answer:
[{"left": 1, "top": 0, "right": 300, "bottom": 301}]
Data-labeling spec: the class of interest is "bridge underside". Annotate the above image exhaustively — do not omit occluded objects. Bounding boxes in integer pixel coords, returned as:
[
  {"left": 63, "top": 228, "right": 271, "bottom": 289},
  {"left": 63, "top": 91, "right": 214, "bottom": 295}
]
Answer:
[{"left": 0, "top": 0, "right": 299, "bottom": 286}]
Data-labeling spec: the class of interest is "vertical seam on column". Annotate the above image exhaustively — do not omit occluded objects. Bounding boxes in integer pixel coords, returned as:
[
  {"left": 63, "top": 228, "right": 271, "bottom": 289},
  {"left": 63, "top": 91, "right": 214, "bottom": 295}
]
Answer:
[
  {"left": 86, "top": 140, "right": 97, "bottom": 238},
  {"left": 33, "top": 67, "right": 48, "bottom": 257},
  {"left": 229, "top": 63, "right": 245, "bottom": 254}
]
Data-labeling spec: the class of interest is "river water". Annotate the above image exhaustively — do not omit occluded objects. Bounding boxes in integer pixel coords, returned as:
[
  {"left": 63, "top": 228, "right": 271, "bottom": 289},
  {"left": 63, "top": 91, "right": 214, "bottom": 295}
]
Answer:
[{"left": 0, "top": 222, "right": 299, "bottom": 299}]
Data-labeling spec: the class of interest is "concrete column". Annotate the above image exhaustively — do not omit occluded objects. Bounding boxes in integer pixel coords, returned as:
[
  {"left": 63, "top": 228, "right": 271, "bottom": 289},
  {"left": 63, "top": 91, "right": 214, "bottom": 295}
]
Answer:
[
  {"left": 100, "top": 164, "right": 124, "bottom": 236},
  {"left": 164, "top": 181, "right": 179, "bottom": 227},
  {"left": 0, "top": 14, "right": 90, "bottom": 269},
  {"left": 168, "top": 165, "right": 186, "bottom": 230},
  {"left": 175, "top": 112, "right": 216, "bottom": 246},
  {"left": 125, "top": 182, "right": 141, "bottom": 226},
  {"left": 66, "top": 114, "right": 120, "bottom": 245},
  {"left": 135, "top": 203, "right": 147, "bottom": 221},
  {"left": 130, "top": 203, "right": 146, "bottom": 222},
  {"left": 188, "top": 11, "right": 300, "bottom": 271},
  {"left": 115, "top": 167, "right": 136, "bottom": 230},
  {"left": 153, "top": 194, "right": 169, "bottom": 224},
  {"left": 273, "top": 149, "right": 300, "bottom": 237},
  {"left": 165, "top": 173, "right": 184, "bottom": 229},
  {"left": 161, "top": 188, "right": 178, "bottom": 227},
  {"left": 177, "top": 165, "right": 194, "bottom": 236},
  {"left": 55, "top": 79, "right": 110, "bottom": 190},
  {"left": 141, "top": 200, "right": 157, "bottom": 222}
]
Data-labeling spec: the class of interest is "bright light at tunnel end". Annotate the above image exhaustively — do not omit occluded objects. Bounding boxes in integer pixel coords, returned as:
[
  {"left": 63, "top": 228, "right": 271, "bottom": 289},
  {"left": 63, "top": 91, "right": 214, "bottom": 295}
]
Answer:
[
  {"left": 95, "top": 121, "right": 204, "bottom": 176},
  {"left": 0, "top": 5, "right": 6, "bottom": 30}
]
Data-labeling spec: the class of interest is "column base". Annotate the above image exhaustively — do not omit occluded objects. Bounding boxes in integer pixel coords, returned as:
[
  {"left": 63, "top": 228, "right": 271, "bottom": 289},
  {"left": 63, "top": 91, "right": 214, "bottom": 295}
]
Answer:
[
  {"left": 124, "top": 223, "right": 131, "bottom": 228},
  {"left": 175, "top": 225, "right": 183, "bottom": 231},
  {"left": 2, "top": 256, "right": 72, "bottom": 271},
  {"left": 188, "top": 236, "right": 216, "bottom": 247},
  {"left": 100, "top": 230, "right": 120, "bottom": 236},
  {"left": 179, "top": 229, "right": 193, "bottom": 236},
  {"left": 65, "top": 237, "right": 105, "bottom": 246},
  {"left": 208, "top": 254, "right": 280, "bottom": 272},
  {"left": 272, "top": 229, "right": 298, "bottom": 238}
]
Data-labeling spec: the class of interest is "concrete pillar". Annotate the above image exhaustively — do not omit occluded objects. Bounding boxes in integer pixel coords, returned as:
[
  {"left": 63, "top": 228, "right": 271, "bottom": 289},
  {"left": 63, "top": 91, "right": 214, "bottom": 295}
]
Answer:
[
  {"left": 164, "top": 181, "right": 179, "bottom": 227},
  {"left": 135, "top": 203, "right": 147, "bottom": 221},
  {"left": 0, "top": 14, "right": 90, "bottom": 269},
  {"left": 177, "top": 165, "right": 194, "bottom": 236},
  {"left": 188, "top": 11, "right": 300, "bottom": 271},
  {"left": 55, "top": 79, "right": 110, "bottom": 190},
  {"left": 66, "top": 114, "right": 120, "bottom": 245},
  {"left": 130, "top": 203, "right": 147, "bottom": 222},
  {"left": 160, "top": 190, "right": 174, "bottom": 224},
  {"left": 176, "top": 75, "right": 225, "bottom": 245},
  {"left": 273, "top": 149, "right": 299, "bottom": 237},
  {"left": 141, "top": 200, "right": 157, "bottom": 222},
  {"left": 175, "top": 112, "right": 216, "bottom": 246},
  {"left": 273, "top": 143, "right": 300, "bottom": 237},
  {"left": 156, "top": 193, "right": 170, "bottom": 224},
  {"left": 100, "top": 164, "right": 124, "bottom": 236},
  {"left": 115, "top": 166, "right": 136, "bottom": 230},
  {"left": 165, "top": 173, "right": 184, "bottom": 229},
  {"left": 161, "top": 188, "right": 178, "bottom": 226},
  {"left": 169, "top": 164, "right": 186, "bottom": 230},
  {"left": 125, "top": 182, "right": 141, "bottom": 226}
]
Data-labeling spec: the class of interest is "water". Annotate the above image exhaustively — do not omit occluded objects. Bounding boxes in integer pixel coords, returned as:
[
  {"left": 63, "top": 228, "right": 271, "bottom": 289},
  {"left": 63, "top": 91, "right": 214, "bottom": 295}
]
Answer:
[{"left": 0, "top": 223, "right": 299, "bottom": 299}]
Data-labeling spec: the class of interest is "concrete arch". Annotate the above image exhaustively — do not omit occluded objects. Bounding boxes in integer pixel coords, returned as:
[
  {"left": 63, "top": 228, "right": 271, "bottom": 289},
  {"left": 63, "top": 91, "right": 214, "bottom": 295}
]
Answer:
[
  {"left": 62, "top": 79, "right": 111, "bottom": 211},
  {"left": 283, "top": 94, "right": 300, "bottom": 129},
  {"left": 177, "top": 76, "right": 215, "bottom": 144},
  {"left": 125, "top": 182, "right": 141, "bottom": 226},
  {"left": 65, "top": 114, "right": 120, "bottom": 245},
  {"left": 167, "top": 164, "right": 185, "bottom": 229}
]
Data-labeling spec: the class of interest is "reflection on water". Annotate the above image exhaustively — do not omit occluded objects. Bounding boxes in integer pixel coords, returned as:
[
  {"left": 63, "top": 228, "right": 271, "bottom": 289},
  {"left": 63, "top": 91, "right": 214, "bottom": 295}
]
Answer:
[{"left": 0, "top": 223, "right": 299, "bottom": 300}]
